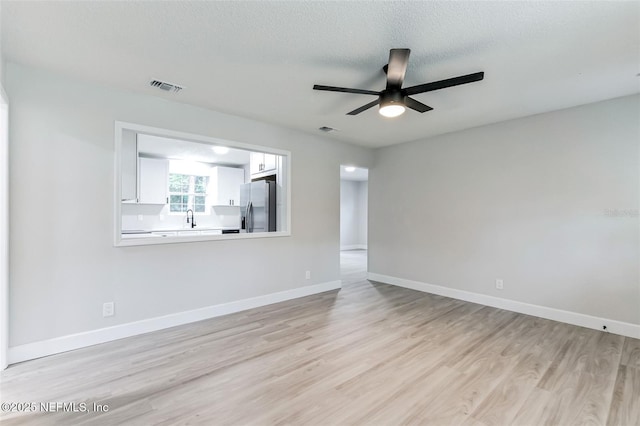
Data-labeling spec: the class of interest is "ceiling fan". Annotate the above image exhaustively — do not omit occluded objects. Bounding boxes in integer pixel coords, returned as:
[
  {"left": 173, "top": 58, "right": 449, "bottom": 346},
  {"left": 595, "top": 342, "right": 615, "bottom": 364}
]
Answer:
[{"left": 313, "top": 48, "right": 484, "bottom": 118}]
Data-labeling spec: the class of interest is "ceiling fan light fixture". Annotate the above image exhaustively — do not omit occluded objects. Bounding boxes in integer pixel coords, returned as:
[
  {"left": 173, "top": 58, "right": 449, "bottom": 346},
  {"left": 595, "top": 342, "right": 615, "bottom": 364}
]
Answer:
[{"left": 379, "top": 103, "right": 406, "bottom": 118}]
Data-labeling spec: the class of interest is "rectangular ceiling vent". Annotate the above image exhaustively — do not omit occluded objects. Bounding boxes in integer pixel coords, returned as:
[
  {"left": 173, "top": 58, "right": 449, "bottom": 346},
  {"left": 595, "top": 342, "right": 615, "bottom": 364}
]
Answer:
[{"left": 149, "top": 79, "right": 184, "bottom": 93}]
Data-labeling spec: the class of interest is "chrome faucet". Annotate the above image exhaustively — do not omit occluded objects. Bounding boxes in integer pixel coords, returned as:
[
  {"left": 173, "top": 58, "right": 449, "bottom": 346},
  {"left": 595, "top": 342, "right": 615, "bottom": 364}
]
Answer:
[{"left": 186, "top": 209, "right": 196, "bottom": 228}]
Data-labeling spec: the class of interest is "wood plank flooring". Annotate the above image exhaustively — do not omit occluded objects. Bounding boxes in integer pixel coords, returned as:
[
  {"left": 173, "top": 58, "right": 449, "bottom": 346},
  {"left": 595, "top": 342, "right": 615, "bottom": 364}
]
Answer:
[{"left": 0, "top": 249, "right": 638, "bottom": 425}]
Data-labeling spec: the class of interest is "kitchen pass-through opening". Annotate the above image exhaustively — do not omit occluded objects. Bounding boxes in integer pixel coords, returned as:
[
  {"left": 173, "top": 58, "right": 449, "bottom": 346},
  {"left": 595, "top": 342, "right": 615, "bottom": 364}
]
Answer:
[
  {"left": 114, "top": 122, "right": 291, "bottom": 246},
  {"left": 340, "top": 165, "right": 368, "bottom": 283}
]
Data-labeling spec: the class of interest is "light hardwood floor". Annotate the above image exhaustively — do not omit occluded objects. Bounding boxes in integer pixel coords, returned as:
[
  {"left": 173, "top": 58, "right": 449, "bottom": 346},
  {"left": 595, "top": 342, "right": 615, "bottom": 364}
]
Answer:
[{"left": 1, "top": 249, "right": 638, "bottom": 425}]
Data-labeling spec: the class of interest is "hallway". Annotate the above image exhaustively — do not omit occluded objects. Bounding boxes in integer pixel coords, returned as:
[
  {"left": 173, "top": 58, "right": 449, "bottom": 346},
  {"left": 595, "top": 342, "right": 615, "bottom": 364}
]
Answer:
[{"left": 340, "top": 249, "right": 367, "bottom": 285}]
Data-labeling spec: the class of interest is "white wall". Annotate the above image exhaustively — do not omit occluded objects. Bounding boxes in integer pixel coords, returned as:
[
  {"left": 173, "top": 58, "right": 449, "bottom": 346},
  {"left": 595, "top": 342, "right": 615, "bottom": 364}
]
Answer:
[
  {"left": 7, "top": 58, "right": 639, "bottom": 356},
  {"left": 0, "top": 0, "right": 8, "bottom": 368},
  {"left": 358, "top": 181, "right": 368, "bottom": 247},
  {"left": 340, "top": 179, "right": 367, "bottom": 250},
  {"left": 0, "top": 91, "right": 6, "bottom": 370},
  {"left": 370, "top": 95, "right": 640, "bottom": 326},
  {"left": 6, "top": 63, "right": 372, "bottom": 348},
  {"left": 0, "top": 0, "right": 3, "bottom": 87}
]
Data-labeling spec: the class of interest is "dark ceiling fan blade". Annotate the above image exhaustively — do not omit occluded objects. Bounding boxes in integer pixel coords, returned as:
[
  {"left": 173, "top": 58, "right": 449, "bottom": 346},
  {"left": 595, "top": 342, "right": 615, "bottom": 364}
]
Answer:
[
  {"left": 404, "top": 97, "right": 433, "bottom": 113},
  {"left": 403, "top": 71, "right": 484, "bottom": 96},
  {"left": 347, "top": 99, "right": 380, "bottom": 115},
  {"left": 313, "top": 85, "right": 380, "bottom": 96},
  {"left": 386, "top": 48, "right": 411, "bottom": 89}
]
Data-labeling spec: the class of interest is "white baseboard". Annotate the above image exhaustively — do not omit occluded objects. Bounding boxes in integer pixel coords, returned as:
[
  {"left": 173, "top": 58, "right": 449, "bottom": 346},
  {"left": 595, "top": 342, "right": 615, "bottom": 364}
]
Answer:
[
  {"left": 341, "top": 245, "right": 367, "bottom": 251},
  {"left": 8, "top": 280, "right": 342, "bottom": 365},
  {"left": 367, "top": 273, "right": 640, "bottom": 339}
]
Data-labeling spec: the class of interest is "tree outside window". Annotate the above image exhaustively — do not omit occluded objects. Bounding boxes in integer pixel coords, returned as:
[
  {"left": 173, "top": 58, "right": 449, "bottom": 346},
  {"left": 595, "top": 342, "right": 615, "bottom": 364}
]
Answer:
[{"left": 169, "top": 174, "right": 209, "bottom": 213}]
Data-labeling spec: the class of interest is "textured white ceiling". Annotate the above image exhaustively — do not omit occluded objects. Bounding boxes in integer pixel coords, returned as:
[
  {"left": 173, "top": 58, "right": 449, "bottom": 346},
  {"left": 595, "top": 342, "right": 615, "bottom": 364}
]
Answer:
[
  {"left": 2, "top": 1, "right": 639, "bottom": 148},
  {"left": 137, "top": 134, "right": 250, "bottom": 166}
]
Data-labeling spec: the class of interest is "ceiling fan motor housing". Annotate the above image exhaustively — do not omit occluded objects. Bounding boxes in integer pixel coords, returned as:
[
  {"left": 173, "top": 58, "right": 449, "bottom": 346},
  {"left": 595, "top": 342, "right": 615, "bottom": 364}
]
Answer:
[{"left": 379, "top": 90, "right": 405, "bottom": 108}]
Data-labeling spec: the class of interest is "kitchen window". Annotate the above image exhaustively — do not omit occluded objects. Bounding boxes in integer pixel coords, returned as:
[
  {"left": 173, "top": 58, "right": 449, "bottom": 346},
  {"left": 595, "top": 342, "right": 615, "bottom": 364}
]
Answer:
[{"left": 169, "top": 173, "right": 209, "bottom": 213}]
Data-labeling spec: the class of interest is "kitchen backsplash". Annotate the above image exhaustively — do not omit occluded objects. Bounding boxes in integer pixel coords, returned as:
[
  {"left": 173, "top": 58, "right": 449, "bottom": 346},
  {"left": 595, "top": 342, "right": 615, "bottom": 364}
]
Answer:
[{"left": 122, "top": 204, "right": 241, "bottom": 231}]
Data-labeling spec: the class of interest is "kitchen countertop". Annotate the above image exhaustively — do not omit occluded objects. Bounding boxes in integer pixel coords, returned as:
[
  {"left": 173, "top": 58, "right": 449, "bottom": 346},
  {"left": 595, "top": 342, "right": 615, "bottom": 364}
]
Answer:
[
  {"left": 121, "top": 228, "right": 243, "bottom": 239},
  {"left": 122, "top": 227, "right": 240, "bottom": 234}
]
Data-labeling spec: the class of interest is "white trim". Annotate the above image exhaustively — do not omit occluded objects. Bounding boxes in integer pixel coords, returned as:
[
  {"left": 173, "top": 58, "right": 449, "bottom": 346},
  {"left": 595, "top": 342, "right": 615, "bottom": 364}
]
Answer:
[
  {"left": 8, "top": 280, "right": 341, "bottom": 365},
  {"left": 115, "top": 121, "right": 292, "bottom": 158},
  {"left": 368, "top": 273, "right": 640, "bottom": 339},
  {"left": 0, "top": 84, "right": 8, "bottom": 370},
  {"left": 340, "top": 245, "right": 367, "bottom": 251}
]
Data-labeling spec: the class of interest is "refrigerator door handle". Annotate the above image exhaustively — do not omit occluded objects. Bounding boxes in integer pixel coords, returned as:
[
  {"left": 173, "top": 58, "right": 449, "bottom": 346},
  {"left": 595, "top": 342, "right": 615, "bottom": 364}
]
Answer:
[
  {"left": 244, "top": 202, "right": 250, "bottom": 231},
  {"left": 248, "top": 202, "right": 253, "bottom": 233}
]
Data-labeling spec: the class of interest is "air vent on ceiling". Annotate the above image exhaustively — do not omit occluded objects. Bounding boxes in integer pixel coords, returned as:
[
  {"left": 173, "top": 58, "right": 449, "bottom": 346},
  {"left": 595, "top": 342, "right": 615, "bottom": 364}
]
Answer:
[
  {"left": 319, "top": 126, "right": 338, "bottom": 133},
  {"left": 149, "top": 79, "right": 184, "bottom": 93}
]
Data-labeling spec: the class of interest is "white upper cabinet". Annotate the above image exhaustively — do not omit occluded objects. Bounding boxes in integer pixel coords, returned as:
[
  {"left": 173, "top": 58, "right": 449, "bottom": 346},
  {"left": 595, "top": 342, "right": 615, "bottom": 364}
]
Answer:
[
  {"left": 138, "top": 158, "right": 169, "bottom": 204},
  {"left": 263, "top": 153, "right": 277, "bottom": 172},
  {"left": 208, "top": 166, "right": 245, "bottom": 206},
  {"left": 250, "top": 152, "right": 263, "bottom": 175},
  {"left": 250, "top": 152, "right": 277, "bottom": 177},
  {"left": 121, "top": 130, "right": 138, "bottom": 202}
]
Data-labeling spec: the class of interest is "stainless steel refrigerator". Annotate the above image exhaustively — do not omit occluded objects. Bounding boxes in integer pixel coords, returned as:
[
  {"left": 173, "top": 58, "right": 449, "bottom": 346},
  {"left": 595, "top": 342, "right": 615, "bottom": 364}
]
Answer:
[{"left": 240, "top": 181, "right": 276, "bottom": 233}]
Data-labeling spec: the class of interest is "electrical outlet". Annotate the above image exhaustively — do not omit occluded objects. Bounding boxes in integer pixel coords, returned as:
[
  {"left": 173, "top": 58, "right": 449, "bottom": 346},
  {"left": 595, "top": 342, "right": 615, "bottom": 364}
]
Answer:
[
  {"left": 137, "top": 214, "right": 143, "bottom": 221},
  {"left": 495, "top": 279, "right": 504, "bottom": 290},
  {"left": 305, "top": 270, "right": 311, "bottom": 280},
  {"left": 103, "top": 302, "right": 115, "bottom": 317}
]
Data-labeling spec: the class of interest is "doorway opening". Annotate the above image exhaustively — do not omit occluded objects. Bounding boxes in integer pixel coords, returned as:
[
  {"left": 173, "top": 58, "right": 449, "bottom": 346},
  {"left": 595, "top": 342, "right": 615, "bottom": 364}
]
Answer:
[{"left": 340, "top": 165, "right": 368, "bottom": 283}]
